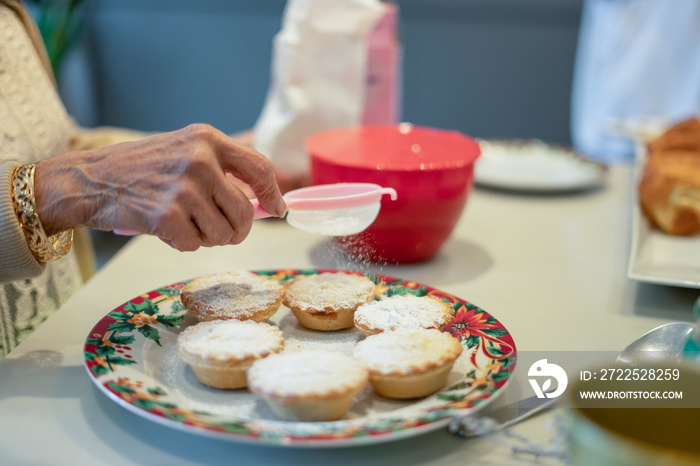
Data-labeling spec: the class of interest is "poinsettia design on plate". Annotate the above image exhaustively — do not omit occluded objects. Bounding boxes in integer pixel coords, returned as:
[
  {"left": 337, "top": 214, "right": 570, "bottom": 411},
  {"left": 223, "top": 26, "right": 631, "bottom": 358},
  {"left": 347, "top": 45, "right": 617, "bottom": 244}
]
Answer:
[{"left": 437, "top": 301, "right": 517, "bottom": 409}]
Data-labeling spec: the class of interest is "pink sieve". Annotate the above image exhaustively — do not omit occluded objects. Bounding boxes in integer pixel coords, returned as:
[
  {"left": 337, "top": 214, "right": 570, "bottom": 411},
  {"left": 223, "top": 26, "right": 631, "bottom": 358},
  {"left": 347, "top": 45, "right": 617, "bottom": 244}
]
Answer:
[{"left": 115, "top": 183, "right": 397, "bottom": 237}]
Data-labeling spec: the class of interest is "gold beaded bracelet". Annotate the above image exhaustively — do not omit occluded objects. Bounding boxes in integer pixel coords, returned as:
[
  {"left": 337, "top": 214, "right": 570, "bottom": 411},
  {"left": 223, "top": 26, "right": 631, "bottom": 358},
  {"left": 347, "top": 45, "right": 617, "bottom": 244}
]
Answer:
[{"left": 12, "top": 163, "right": 73, "bottom": 262}]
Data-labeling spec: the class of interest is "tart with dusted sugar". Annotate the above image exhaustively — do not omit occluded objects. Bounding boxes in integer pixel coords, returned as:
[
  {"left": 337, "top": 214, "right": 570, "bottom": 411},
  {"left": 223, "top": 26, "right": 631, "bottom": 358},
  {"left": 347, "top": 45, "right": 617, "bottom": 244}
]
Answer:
[
  {"left": 181, "top": 271, "right": 284, "bottom": 322},
  {"left": 353, "top": 328, "right": 463, "bottom": 399},
  {"left": 177, "top": 320, "right": 284, "bottom": 389},
  {"left": 283, "top": 272, "right": 376, "bottom": 331},
  {"left": 353, "top": 294, "right": 455, "bottom": 336},
  {"left": 247, "top": 350, "right": 369, "bottom": 421}
]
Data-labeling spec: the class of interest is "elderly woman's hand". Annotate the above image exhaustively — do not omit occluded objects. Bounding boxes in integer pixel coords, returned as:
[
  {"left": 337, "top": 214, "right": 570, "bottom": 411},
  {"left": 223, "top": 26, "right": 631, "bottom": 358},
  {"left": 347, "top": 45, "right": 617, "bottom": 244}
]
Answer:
[{"left": 33, "top": 124, "right": 287, "bottom": 252}]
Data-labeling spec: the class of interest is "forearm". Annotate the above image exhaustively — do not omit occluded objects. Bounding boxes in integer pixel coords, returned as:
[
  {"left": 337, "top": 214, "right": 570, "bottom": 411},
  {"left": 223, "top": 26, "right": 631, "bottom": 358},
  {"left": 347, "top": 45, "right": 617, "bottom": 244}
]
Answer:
[{"left": 34, "top": 149, "right": 101, "bottom": 236}]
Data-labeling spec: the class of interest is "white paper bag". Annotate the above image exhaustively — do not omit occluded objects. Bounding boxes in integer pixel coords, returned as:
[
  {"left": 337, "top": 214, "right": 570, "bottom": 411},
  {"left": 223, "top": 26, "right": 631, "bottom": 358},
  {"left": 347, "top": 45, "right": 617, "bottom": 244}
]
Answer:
[{"left": 253, "top": 0, "right": 401, "bottom": 176}]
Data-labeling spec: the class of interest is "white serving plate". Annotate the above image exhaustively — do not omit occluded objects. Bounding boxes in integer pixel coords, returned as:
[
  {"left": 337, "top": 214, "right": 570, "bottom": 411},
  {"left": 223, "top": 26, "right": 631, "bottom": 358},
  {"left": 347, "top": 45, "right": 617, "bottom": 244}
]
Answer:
[
  {"left": 627, "top": 144, "right": 700, "bottom": 288},
  {"left": 475, "top": 139, "right": 607, "bottom": 192}
]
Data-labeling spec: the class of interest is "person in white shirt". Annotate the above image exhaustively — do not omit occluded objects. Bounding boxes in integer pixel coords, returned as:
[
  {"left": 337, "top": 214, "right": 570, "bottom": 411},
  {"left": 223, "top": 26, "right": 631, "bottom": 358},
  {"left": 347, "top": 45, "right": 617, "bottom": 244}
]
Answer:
[{"left": 570, "top": 0, "right": 700, "bottom": 164}]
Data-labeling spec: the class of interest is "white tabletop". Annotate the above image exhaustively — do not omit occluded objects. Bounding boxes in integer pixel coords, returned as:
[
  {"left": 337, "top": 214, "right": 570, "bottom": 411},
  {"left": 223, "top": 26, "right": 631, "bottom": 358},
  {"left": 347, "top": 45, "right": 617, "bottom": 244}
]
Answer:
[{"left": 0, "top": 164, "right": 697, "bottom": 465}]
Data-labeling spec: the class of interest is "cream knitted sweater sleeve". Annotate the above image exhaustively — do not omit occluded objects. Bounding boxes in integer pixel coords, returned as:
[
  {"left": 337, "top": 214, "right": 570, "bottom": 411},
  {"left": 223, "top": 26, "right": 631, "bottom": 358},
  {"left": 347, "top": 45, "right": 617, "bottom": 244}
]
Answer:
[{"left": 0, "top": 2, "right": 71, "bottom": 283}]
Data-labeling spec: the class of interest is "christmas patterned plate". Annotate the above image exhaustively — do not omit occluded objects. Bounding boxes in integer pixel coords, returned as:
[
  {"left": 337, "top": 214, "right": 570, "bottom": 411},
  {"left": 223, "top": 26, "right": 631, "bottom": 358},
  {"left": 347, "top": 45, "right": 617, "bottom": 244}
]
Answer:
[{"left": 84, "top": 269, "right": 516, "bottom": 447}]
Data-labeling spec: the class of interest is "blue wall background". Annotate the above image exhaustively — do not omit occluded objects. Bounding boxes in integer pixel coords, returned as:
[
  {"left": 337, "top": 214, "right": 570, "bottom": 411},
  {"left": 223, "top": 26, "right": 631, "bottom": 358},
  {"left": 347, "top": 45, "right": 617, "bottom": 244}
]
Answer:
[{"left": 59, "top": 0, "right": 583, "bottom": 145}]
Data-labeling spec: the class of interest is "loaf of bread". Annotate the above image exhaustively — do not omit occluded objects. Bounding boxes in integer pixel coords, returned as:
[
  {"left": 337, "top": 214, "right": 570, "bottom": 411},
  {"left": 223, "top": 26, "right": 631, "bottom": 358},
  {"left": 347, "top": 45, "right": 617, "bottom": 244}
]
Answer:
[{"left": 638, "top": 118, "right": 700, "bottom": 236}]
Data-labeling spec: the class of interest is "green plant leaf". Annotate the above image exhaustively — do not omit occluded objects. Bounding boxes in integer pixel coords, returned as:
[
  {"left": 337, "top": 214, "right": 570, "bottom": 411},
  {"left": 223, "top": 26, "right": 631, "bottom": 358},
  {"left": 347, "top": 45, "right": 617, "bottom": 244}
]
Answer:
[
  {"left": 156, "top": 315, "right": 183, "bottom": 327},
  {"left": 133, "top": 400, "right": 156, "bottom": 411},
  {"left": 148, "top": 387, "right": 167, "bottom": 396},
  {"left": 386, "top": 287, "right": 413, "bottom": 297},
  {"left": 170, "top": 301, "right": 185, "bottom": 314},
  {"left": 107, "top": 321, "right": 136, "bottom": 334},
  {"left": 96, "top": 346, "right": 115, "bottom": 357},
  {"left": 501, "top": 357, "right": 516, "bottom": 369},
  {"left": 109, "top": 334, "right": 135, "bottom": 345},
  {"left": 491, "top": 371, "right": 511, "bottom": 382},
  {"left": 108, "top": 382, "right": 136, "bottom": 394},
  {"left": 124, "top": 299, "right": 160, "bottom": 316},
  {"left": 138, "top": 325, "right": 161, "bottom": 346},
  {"left": 480, "top": 327, "right": 508, "bottom": 337},
  {"left": 219, "top": 423, "right": 252, "bottom": 434},
  {"left": 462, "top": 335, "right": 480, "bottom": 349},
  {"left": 108, "top": 357, "right": 136, "bottom": 366},
  {"left": 106, "top": 311, "right": 128, "bottom": 321},
  {"left": 436, "top": 392, "right": 465, "bottom": 401},
  {"left": 155, "top": 287, "right": 180, "bottom": 297},
  {"left": 92, "top": 365, "right": 108, "bottom": 376}
]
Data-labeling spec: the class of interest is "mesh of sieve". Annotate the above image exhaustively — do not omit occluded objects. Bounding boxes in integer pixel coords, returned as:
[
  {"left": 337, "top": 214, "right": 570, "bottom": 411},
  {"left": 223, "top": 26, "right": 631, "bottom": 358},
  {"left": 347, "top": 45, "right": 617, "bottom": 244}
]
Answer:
[{"left": 285, "top": 203, "right": 381, "bottom": 236}]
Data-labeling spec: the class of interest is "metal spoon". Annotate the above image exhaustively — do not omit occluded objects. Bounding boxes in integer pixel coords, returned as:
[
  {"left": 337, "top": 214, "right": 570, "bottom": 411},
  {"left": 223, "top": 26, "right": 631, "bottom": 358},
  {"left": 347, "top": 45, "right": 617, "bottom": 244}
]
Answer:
[
  {"left": 449, "top": 321, "right": 696, "bottom": 438},
  {"left": 614, "top": 322, "right": 695, "bottom": 366}
]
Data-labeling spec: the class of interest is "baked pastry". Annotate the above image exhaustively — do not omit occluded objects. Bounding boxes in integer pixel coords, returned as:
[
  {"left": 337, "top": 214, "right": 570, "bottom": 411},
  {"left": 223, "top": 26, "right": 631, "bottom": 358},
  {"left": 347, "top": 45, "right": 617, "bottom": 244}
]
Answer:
[
  {"left": 181, "top": 271, "right": 284, "bottom": 322},
  {"left": 283, "top": 272, "right": 376, "bottom": 331},
  {"left": 353, "top": 328, "right": 463, "bottom": 399},
  {"left": 647, "top": 118, "right": 700, "bottom": 157},
  {"left": 176, "top": 320, "right": 284, "bottom": 389},
  {"left": 353, "top": 295, "right": 455, "bottom": 336},
  {"left": 639, "top": 118, "right": 700, "bottom": 236},
  {"left": 247, "top": 351, "right": 368, "bottom": 421}
]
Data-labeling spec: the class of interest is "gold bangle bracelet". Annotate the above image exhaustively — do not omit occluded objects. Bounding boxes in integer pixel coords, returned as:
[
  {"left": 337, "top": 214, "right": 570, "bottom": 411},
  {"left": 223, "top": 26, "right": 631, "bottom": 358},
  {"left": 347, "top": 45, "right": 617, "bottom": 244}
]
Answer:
[{"left": 11, "top": 163, "right": 73, "bottom": 262}]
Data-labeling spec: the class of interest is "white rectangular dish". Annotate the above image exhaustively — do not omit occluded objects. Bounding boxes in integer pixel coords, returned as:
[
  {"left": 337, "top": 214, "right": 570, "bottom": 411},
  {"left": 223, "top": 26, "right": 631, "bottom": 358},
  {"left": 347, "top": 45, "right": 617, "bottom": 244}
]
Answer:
[{"left": 627, "top": 143, "right": 700, "bottom": 288}]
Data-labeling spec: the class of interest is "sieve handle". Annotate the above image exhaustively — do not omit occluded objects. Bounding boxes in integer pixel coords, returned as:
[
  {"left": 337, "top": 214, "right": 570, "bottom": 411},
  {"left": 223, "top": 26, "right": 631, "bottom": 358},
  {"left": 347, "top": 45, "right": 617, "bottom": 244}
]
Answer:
[
  {"left": 250, "top": 198, "right": 289, "bottom": 219},
  {"left": 114, "top": 199, "right": 274, "bottom": 236}
]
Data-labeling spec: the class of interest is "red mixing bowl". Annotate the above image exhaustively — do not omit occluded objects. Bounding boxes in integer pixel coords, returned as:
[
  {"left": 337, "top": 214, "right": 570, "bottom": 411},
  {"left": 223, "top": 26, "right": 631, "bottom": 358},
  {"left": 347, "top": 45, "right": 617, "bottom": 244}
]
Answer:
[{"left": 306, "top": 124, "right": 480, "bottom": 263}]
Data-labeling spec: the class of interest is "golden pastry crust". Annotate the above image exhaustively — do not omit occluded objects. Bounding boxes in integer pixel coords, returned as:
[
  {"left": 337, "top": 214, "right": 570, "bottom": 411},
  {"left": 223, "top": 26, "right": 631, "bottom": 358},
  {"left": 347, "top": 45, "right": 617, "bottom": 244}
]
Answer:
[
  {"left": 177, "top": 320, "right": 284, "bottom": 389},
  {"left": 368, "top": 364, "right": 456, "bottom": 399},
  {"left": 647, "top": 118, "right": 700, "bottom": 156},
  {"left": 247, "top": 351, "right": 368, "bottom": 421},
  {"left": 181, "top": 271, "right": 284, "bottom": 322},
  {"left": 283, "top": 272, "right": 376, "bottom": 331},
  {"left": 639, "top": 161, "right": 700, "bottom": 235},
  {"left": 639, "top": 118, "right": 700, "bottom": 236},
  {"left": 353, "top": 295, "right": 455, "bottom": 336},
  {"left": 353, "top": 328, "right": 462, "bottom": 399}
]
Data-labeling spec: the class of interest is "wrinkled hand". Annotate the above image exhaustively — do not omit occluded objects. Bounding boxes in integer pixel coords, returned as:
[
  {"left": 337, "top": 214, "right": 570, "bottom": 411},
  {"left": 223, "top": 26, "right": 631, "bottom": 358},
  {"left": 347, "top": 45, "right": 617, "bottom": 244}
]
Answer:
[
  {"left": 228, "top": 129, "right": 311, "bottom": 195},
  {"left": 34, "top": 124, "right": 287, "bottom": 251}
]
